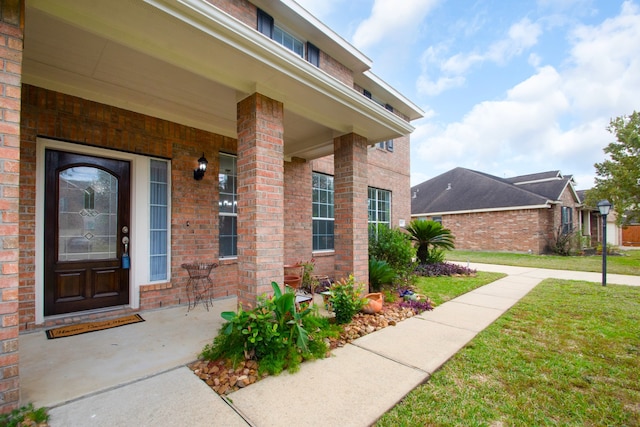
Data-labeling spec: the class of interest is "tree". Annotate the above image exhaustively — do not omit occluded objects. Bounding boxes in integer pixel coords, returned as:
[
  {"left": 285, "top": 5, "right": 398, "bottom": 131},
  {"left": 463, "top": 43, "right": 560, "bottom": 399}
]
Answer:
[
  {"left": 404, "top": 220, "right": 455, "bottom": 264},
  {"left": 586, "top": 111, "right": 640, "bottom": 225}
]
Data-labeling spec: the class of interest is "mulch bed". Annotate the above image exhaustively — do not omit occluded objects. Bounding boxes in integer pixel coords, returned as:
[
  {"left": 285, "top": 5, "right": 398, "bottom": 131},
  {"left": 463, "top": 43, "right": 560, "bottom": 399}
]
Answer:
[{"left": 189, "top": 301, "right": 422, "bottom": 395}]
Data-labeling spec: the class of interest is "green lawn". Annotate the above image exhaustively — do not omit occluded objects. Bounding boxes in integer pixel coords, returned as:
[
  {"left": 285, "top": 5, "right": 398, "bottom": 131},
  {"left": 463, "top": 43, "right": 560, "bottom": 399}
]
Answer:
[
  {"left": 412, "top": 271, "right": 506, "bottom": 306},
  {"left": 446, "top": 249, "right": 640, "bottom": 276},
  {"left": 377, "top": 279, "right": 640, "bottom": 426}
]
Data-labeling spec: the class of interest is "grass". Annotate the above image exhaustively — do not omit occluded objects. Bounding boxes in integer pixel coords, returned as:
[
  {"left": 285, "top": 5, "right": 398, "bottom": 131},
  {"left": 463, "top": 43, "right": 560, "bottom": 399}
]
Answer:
[
  {"left": 376, "top": 279, "right": 640, "bottom": 426},
  {"left": 447, "top": 249, "right": 640, "bottom": 276},
  {"left": 412, "top": 271, "right": 507, "bottom": 306}
]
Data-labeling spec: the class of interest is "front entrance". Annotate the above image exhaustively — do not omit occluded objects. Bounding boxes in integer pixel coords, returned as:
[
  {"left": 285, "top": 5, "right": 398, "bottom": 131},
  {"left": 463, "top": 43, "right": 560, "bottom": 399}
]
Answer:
[{"left": 44, "top": 150, "right": 131, "bottom": 316}]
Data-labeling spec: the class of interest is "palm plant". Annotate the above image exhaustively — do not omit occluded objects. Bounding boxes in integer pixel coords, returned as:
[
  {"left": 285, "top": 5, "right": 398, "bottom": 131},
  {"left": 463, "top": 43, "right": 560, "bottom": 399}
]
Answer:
[
  {"left": 369, "top": 258, "right": 396, "bottom": 292},
  {"left": 405, "top": 220, "right": 455, "bottom": 264}
]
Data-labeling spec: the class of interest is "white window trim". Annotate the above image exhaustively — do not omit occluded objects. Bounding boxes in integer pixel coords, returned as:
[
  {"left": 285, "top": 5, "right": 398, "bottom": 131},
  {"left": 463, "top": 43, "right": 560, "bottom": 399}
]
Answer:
[{"left": 35, "top": 138, "right": 171, "bottom": 323}]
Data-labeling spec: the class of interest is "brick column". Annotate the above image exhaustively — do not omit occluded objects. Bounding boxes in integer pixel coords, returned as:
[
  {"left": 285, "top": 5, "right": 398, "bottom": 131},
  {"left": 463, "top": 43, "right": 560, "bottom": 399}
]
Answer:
[
  {"left": 0, "top": 0, "right": 23, "bottom": 413},
  {"left": 284, "top": 158, "right": 312, "bottom": 263},
  {"left": 334, "top": 133, "right": 368, "bottom": 287},
  {"left": 236, "top": 93, "right": 284, "bottom": 306}
]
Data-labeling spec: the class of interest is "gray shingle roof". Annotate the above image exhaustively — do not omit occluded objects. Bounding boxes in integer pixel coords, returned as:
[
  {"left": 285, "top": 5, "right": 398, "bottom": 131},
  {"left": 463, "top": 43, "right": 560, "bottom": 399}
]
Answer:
[
  {"left": 411, "top": 167, "right": 552, "bottom": 215},
  {"left": 506, "top": 170, "right": 561, "bottom": 184}
]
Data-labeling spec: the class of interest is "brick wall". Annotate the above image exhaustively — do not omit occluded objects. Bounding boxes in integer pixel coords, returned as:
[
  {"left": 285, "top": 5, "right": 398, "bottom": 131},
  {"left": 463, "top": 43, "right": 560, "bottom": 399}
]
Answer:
[
  {"left": 236, "top": 93, "right": 285, "bottom": 306},
  {"left": 334, "top": 133, "right": 368, "bottom": 285},
  {"left": 284, "top": 158, "right": 312, "bottom": 264},
  {"left": 442, "top": 208, "right": 550, "bottom": 254},
  {"left": 19, "top": 85, "right": 239, "bottom": 329},
  {"left": 320, "top": 51, "right": 354, "bottom": 86},
  {"left": 0, "top": 0, "right": 22, "bottom": 413},
  {"left": 367, "top": 135, "right": 411, "bottom": 228},
  {"left": 205, "top": 0, "right": 256, "bottom": 27}
]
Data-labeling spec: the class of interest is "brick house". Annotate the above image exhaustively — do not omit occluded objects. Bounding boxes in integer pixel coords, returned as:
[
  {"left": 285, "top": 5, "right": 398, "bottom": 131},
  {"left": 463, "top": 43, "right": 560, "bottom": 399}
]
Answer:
[
  {"left": 411, "top": 168, "right": 582, "bottom": 254},
  {"left": 0, "top": 0, "right": 422, "bottom": 411}
]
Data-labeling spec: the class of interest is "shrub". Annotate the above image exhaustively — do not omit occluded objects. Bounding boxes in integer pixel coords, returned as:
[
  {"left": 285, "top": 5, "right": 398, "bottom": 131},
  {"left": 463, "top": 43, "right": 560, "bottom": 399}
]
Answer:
[
  {"left": 368, "top": 224, "right": 416, "bottom": 280},
  {"left": 405, "top": 220, "right": 455, "bottom": 264},
  {"left": 369, "top": 258, "right": 396, "bottom": 292},
  {"left": 426, "top": 248, "right": 446, "bottom": 264},
  {"left": 200, "top": 282, "right": 322, "bottom": 375},
  {"left": 0, "top": 403, "right": 49, "bottom": 427},
  {"left": 414, "top": 262, "right": 476, "bottom": 277},
  {"left": 546, "top": 225, "right": 578, "bottom": 256},
  {"left": 399, "top": 298, "right": 434, "bottom": 314},
  {"left": 328, "top": 275, "right": 366, "bottom": 324}
]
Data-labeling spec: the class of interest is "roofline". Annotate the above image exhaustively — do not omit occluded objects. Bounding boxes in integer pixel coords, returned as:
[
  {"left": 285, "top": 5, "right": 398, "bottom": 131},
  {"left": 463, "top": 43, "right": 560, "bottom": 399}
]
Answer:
[
  {"left": 147, "top": 0, "right": 415, "bottom": 138},
  {"left": 277, "top": 0, "right": 372, "bottom": 71},
  {"left": 411, "top": 203, "right": 553, "bottom": 217}
]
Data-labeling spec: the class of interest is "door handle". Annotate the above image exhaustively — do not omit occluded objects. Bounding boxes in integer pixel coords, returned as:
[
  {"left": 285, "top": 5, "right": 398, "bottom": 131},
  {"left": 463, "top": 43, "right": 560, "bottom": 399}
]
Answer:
[{"left": 122, "top": 236, "right": 129, "bottom": 255}]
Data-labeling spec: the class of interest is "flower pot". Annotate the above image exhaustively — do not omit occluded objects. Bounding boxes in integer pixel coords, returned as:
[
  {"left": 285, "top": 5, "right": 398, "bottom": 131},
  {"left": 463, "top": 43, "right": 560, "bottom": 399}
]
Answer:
[{"left": 362, "top": 292, "right": 383, "bottom": 314}]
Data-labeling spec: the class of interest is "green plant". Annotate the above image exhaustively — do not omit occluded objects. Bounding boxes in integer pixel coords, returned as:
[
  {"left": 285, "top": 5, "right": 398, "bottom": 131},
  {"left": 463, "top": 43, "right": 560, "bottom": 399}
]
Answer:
[
  {"left": 405, "top": 220, "right": 455, "bottom": 264},
  {"left": 201, "top": 282, "right": 315, "bottom": 375},
  {"left": 0, "top": 403, "right": 49, "bottom": 427},
  {"left": 299, "top": 258, "right": 317, "bottom": 292},
  {"left": 546, "top": 225, "right": 578, "bottom": 255},
  {"left": 368, "top": 224, "right": 416, "bottom": 279},
  {"left": 368, "top": 258, "right": 396, "bottom": 292},
  {"left": 328, "top": 275, "right": 366, "bottom": 324}
]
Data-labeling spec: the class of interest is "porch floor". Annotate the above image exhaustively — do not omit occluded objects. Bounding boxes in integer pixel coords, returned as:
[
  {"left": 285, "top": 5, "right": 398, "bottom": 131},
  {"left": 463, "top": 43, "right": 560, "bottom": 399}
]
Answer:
[{"left": 18, "top": 297, "right": 237, "bottom": 408}]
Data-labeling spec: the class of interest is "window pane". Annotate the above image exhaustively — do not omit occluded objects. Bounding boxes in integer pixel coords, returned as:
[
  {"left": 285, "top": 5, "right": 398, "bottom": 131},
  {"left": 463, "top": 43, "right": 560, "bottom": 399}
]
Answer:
[
  {"left": 367, "top": 187, "right": 392, "bottom": 236},
  {"left": 312, "top": 172, "right": 335, "bottom": 251},
  {"left": 150, "top": 160, "right": 169, "bottom": 281},
  {"left": 58, "top": 167, "right": 118, "bottom": 261},
  {"left": 219, "top": 153, "right": 238, "bottom": 257}
]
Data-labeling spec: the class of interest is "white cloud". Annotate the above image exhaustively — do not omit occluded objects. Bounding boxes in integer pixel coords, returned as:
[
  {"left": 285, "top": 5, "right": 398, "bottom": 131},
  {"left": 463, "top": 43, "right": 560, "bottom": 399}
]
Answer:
[
  {"left": 352, "top": 0, "right": 439, "bottom": 49},
  {"left": 418, "top": 17, "right": 542, "bottom": 96},
  {"left": 563, "top": 1, "right": 640, "bottom": 117},
  {"left": 412, "top": 2, "right": 640, "bottom": 189}
]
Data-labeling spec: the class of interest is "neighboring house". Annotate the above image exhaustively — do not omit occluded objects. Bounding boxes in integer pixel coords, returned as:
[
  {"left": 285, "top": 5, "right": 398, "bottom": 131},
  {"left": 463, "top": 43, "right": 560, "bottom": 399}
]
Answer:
[
  {"left": 0, "top": 0, "right": 423, "bottom": 411},
  {"left": 411, "top": 168, "right": 582, "bottom": 254},
  {"left": 575, "top": 190, "right": 626, "bottom": 247}
]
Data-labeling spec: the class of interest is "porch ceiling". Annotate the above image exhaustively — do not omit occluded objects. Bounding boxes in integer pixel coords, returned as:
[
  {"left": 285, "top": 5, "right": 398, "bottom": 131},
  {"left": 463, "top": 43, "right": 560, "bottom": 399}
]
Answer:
[{"left": 23, "top": 0, "right": 414, "bottom": 161}]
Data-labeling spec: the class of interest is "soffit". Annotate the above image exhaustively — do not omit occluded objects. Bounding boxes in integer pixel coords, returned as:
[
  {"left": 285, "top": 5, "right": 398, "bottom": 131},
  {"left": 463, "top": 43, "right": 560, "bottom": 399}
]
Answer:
[{"left": 23, "top": 0, "right": 414, "bottom": 161}]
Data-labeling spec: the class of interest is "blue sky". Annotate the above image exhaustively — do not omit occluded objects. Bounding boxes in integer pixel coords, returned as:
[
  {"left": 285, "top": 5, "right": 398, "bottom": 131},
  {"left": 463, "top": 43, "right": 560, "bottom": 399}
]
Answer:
[{"left": 294, "top": 0, "right": 640, "bottom": 190}]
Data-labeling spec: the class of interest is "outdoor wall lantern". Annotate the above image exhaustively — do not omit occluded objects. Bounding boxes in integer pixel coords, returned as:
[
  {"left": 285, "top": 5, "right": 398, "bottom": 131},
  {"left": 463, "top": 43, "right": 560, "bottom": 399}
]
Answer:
[
  {"left": 597, "top": 199, "right": 612, "bottom": 287},
  {"left": 193, "top": 153, "right": 208, "bottom": 180}
]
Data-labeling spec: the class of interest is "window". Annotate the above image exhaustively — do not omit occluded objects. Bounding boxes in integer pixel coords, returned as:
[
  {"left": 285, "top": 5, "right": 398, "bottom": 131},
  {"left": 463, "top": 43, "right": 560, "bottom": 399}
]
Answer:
[
  {"left": 273, "top": 25, "right": 304, "bottom": 57},
  {"left": 431, "top": 216, "right": 442, "bottom": 224},
  {"left": 368, "top": 187, "right": 391, "bottom": 234},
  {"left": 312, "top": 172, "right": 334, "bottom": 251},
  {"left": 150, "top": 160, "right": 168, "bottom": 281},
  {"left": 561, "top": 206, "right": 573, "bottom": 235},
  {"left": 219, "top": 154, "right": 238, "bottom": 258},
  {"left": 257, "top": 9, "right": 305, "bottom": 59}
]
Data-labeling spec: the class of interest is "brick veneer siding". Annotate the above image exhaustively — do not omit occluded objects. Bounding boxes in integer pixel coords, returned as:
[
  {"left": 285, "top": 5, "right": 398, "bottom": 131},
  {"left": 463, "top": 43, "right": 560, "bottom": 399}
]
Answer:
[
  {"left": 442, "top": 208, "right": 552, "bottom": 254},
  {"left": 236, "top": 93, "right": 285, "bottom": 306},
  {"left": 205, "top": 0, "right": 256, "bottom": 27},
  {"left": 367, "top": 135, "right": 411, "bottom": 228},
  {"left": 19, "top": 85, "right": 238, "bottom": 329},
  {"left": 333, "top": 133, "right": 368, "bottom": 286},
  {"left": 320, "top": 51, "right": 354, "bottom": 87},
  {"left": 0, "top": 0, "right": 22, "bottom": 413},
  {"left": 284, "top": 158, "right": 313, "bottom": 264}
]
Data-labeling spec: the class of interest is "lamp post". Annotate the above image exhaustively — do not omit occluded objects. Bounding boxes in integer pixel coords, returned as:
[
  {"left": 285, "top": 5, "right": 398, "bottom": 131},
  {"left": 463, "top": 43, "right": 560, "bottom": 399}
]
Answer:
[{"left": 597, "top": 199, "right": 612, "bottom": 287}]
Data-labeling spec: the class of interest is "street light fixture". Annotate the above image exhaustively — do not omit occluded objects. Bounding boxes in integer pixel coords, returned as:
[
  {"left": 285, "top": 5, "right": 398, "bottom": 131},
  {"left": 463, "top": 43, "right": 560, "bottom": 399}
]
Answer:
[{"left": 597, "top": 199, "right": 612, "bottom": 287}]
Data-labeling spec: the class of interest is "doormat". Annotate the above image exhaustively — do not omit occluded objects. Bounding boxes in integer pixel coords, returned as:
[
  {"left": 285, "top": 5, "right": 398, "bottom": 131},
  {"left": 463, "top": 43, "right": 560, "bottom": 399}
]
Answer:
[{"left": 45, "top": 314, "right": 145, "bottom": 339}]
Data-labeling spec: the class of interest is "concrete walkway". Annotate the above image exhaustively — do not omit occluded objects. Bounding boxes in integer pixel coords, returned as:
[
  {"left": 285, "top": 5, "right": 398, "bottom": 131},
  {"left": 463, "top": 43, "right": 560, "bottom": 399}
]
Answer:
[{"left": 45, "top": 265, "right": 640, "bottom": 426}]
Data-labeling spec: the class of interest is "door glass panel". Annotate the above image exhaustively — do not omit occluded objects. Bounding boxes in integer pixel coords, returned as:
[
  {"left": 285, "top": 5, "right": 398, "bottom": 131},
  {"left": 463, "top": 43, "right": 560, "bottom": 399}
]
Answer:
[{"left": 58, "top": 167, "right": 118, "bottom": 261}]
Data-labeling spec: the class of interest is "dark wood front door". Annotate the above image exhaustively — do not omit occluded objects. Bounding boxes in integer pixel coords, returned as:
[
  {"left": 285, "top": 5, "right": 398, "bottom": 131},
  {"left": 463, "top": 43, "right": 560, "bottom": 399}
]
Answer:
[{"left": 44, "top": 150, "right": 131, "bottom": 316}]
